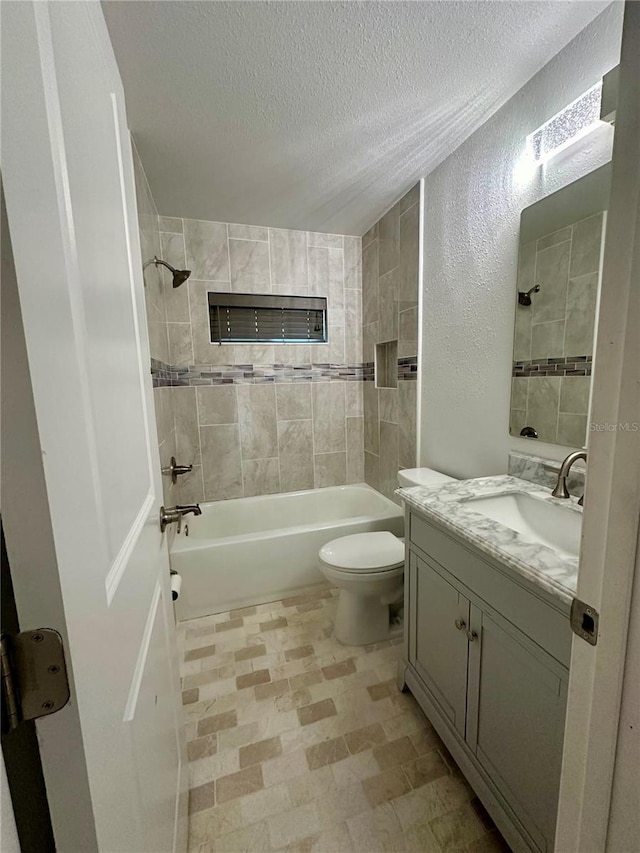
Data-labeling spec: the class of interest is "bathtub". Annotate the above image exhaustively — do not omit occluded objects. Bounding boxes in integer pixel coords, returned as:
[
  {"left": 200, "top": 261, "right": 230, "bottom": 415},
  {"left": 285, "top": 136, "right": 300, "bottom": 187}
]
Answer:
[{"left": 170, "top": 484, "right": 404, "bottom": 621}]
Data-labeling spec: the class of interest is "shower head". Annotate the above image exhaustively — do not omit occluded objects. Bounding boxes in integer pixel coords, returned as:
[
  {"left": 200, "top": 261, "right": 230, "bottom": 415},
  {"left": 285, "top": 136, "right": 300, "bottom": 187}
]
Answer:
[
  {"left": 144, "top": 256, "right": 192, "bottom": 288},
  {"left": 518, "top": 284, "right": 540, "bottom": 306}
]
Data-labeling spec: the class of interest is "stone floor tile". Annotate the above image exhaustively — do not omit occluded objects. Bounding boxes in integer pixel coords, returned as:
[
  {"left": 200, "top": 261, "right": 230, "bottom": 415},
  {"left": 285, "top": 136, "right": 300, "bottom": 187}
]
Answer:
[
  {"left": 321, "top": 658, "right": 357, "bottom": 680},
  {"left": 237, "top": 669, "right": 271, "bottom": 690},
  {"left": 214, "top": 819, "right": 272, "bottom": 852},
  {"left": 314, "top": 781, "right": 370, "bottom": 828},
  {"left": 216, "top": 764, "right": 264, "bottom": 804},
  {"left": 262, "top": 749, "right": 310, "bottom": 787},
  {"left": 429, "top": 802, "right": 486, "bottom": 850},
  {"left": 183, "top": 688, "right": 199, "bottom": 705},
  {"left": 346, "top": 801, "right": 405, "bottom": 852},
  {"left": 240, "top": 782, "right": 292, "bottom": 825},
  {"left": 268, "top": 803, "right": 320, "bottom": 849},
  {"left": 367, "top": 679, "right": 397, "bottom": 701},
  {"left": 345, "top": 722, "right": 388, "bottom": 755},
  {"left": 373, "top": 736, "right": 417, "bottom": 771},
  {"left": 403, "top": 750, "right": 449, "bottom": 789},
  {"left": 235, "top": 643, "right": 267, "bottom": 661},
  {"left": 255, "top": 678, "right": 290, "bottom": 701},
  {"left": 403, "top": 820, "right": 441, "bottom": 852},
  {"left": 197, "top": 709, "right": 238, "bottom": 738},
  {"left": 185, "top": 644, "right": 217, "bottom": 662},
  {"left": 188, "top": 734, "right": 218, "bottom": 762},
  {"left": 362, "top": 767, "right": 412, "bottom": 808},
  {"left": 215, "top": 618, "right": 244, "bottom": 633},
  {"left": 239, "top": 735, "right": 283, "bottom": 768},
  {"left": 306, "top": 735, "right": 349, "bottom": 770},
  {"left": 189, "top": 781, "right": 215, "bottom": 814},
  {"left": 392, "top": 784, "right": 445, "bottom": 831},
  {"left": 297, "top": 698, "right": 337, "bottom": 726},
  {"left": 284, "top": 644, "right": 315, "bottom": 662}
]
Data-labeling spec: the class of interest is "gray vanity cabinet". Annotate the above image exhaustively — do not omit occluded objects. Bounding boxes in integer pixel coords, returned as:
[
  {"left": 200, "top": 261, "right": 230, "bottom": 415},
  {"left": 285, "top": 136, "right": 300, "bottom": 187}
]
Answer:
[
  {"left": 403, "top": 512, "right": 572, "bottom": 853},
  {"left": 409, "top": 553, "right": 469, "bottom": 735}
]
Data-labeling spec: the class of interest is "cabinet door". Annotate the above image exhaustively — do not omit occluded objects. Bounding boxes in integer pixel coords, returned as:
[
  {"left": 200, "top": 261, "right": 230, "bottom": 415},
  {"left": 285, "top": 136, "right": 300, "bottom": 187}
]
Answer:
[
  {"left": 409, "top": 554, "right": 470, "bottom": 736},
  {"left": 467, "top": 607, "right": 568, "bottom": 852}
]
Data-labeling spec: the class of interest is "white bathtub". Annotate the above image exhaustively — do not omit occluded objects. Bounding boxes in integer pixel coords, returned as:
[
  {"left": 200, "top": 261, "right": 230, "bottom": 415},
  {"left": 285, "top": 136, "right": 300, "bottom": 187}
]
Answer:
[{"left": 170, "top": 484, "right": 404, "bottom": 621}]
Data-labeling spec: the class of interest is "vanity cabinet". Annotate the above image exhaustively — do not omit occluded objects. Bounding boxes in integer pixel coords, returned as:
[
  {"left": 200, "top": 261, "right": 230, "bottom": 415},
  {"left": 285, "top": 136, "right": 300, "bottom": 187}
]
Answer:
[{"left": 402, "top": 511, "right": 572, "bottom": 853}]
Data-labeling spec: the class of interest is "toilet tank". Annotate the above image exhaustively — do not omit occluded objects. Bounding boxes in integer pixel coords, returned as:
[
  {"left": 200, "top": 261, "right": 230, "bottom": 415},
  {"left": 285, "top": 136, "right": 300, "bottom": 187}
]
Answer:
[{"left": 397, "top": 467, "right": 456, "bottom": 488}]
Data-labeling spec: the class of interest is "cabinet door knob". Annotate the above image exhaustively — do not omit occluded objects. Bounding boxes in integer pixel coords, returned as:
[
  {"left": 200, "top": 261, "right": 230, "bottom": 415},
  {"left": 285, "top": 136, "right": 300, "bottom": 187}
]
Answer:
[
  {"left": 466, "top": 629, "right": 478, "bottom": 642},
  {"left": 454, "top": 619, "right": 466, "bottom": 631}
]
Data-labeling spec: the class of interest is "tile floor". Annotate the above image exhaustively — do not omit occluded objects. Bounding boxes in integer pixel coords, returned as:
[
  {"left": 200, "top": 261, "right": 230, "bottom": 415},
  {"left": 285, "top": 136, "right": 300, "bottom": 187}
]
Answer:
[{"left": 179, "top": 585, "right": 511, "bottom": 853}]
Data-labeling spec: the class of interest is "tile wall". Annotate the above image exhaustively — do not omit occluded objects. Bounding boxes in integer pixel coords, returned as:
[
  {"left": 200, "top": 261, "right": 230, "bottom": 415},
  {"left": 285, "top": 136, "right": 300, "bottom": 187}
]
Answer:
[
  {"left": 152, "top": 216, "right": 364, "bottom": 502},
  {"left": 511, "top": 212, "right": 603, "bottom": 446},
  {"left": 361, "top": 184, "right": 421, "bottom": 501}
]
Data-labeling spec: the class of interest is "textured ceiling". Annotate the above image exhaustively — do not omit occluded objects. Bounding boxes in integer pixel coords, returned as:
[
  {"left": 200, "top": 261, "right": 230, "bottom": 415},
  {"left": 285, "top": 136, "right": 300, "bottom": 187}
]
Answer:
[{"left": 102, "top": 1, "right": 610, "bottom": 235}]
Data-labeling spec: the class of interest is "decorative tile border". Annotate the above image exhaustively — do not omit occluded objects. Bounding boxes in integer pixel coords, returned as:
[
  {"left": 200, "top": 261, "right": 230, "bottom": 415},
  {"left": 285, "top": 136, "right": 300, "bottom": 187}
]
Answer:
[
  {"left": 152, "top": 355, "right": 418, "bottom": 386},
  {"left": 362, "top": 356, "right": 418, "bottom": 382},
  {"left": 512, "top": 355, "right": 592, "bottom": 378}
]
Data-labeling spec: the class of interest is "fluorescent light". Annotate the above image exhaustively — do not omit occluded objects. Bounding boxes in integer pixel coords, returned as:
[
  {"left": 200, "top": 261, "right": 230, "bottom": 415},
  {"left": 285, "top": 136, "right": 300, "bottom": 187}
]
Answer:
[{"left": 527, "top": 82, "right": 603, "bottom": 165}]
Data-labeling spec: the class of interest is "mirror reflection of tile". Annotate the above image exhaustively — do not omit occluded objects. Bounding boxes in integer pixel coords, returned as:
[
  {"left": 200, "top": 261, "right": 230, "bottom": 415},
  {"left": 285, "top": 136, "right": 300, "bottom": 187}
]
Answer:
[{"left": 511, "top": 209, "right": 603, "bottom": 447}]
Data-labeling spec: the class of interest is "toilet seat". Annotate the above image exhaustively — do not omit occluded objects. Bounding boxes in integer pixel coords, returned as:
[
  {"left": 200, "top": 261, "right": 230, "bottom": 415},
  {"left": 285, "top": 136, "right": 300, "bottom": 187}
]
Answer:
[{"left": 319, "top": 532, "right": 404, "bottom": 573}]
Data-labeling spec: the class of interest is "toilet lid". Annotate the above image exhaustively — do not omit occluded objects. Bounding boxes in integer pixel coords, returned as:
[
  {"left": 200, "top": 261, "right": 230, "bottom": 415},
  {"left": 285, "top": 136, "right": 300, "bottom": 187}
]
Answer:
[{"left": 319, "top": 532, "right": 404, "bottom": 572}]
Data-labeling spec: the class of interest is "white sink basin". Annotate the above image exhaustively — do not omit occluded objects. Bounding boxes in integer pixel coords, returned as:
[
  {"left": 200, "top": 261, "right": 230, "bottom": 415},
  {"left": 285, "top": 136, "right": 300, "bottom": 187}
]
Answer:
[{"left": 464, "top": 492, "right": 581, "bottom": 558}]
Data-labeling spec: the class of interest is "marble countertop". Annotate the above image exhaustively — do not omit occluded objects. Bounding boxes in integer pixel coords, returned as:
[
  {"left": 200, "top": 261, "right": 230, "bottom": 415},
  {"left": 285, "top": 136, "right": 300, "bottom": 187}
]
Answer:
[{"left": 397, "top": 475, "right": 582, "bottom": 608}]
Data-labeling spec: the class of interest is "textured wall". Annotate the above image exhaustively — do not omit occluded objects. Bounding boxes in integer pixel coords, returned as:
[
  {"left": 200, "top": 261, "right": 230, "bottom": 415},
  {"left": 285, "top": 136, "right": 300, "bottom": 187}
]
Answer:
[
  {"left": 361, "top": 183, "right": 420, "bottom": 502},
  {"left": 155, "top": 217, "right": 363, "bottom": 503},
  {"left": 420, "top": 4, "right": 623, "bottom": 479}
]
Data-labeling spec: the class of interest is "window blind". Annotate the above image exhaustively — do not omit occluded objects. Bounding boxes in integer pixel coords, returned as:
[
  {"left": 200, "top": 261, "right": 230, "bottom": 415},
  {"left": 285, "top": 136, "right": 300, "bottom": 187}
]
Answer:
[{"left": 208, "top": 293, "right": 327, "bottom": 344}]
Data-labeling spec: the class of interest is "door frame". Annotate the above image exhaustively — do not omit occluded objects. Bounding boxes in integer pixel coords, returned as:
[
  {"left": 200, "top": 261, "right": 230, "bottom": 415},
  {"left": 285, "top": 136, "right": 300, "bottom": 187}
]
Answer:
[{"left": 555, "top": 3, "right": 640, "bottom": 850}]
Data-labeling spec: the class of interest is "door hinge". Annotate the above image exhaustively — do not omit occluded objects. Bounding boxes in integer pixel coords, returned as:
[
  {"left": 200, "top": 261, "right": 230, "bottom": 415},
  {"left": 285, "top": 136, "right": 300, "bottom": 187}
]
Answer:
[
  {"left": 570, "top": 598, "right": 599, "bottom": 646},
  {"left": 1, "top": 629, "right": 70, "bottom": 731}
]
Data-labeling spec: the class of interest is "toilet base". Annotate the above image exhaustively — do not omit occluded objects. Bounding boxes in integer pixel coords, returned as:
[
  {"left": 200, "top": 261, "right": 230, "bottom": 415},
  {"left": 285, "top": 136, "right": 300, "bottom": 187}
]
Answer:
[{"left": 334, "top": 589, "right": 394, "bottom": 646}]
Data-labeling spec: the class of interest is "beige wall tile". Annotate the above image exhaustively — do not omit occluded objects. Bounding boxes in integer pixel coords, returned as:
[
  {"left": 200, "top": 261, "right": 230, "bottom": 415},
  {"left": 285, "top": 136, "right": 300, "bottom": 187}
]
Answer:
[
  {"left": 189, "top": 781, "right": 215, "bottom": 814},
  {"left": 242, "top": 457, "right": 280, "bottom": 496},
  {"left": 228, "top": 223, "right": 268, "bottom": 241},
  {"left": 197, "top": 710, "right": 238, "bottom": 737},
  {"left": 312, "top": 383, "right": 346, "bottom": 453},
  {"left": 278, "top": 419, "right": 314, "bottom": 492},
  {"left": 200, "top": 424, "right": 243, "bottom": 501},
  {"left": 229, "top": 238, "right": 270, "bottom": 292},
  {"left": 174, "top": 387, "right": 202, "bottom": 467},
  {"left": 269, "top": 229, "right": 308, "bottom": 286},
  {"left": 158, "top": 216, "right": 183, "bottom": 233},
  {"left": 196, "top": 385, "right": 238, "bottom": 425},
  {"left": 379, "top": 203, "right": 400, "bottom": 277},
  {"left": 184, "top": 219, "right": 230, "bottom": 282},
  {"left": 346, "top": 417, "right": 365, "bottom": 484},
  {"left": 276, "top": 384, "right": 312, "bottom": 420},
  {"left": 238, "top": 384, "right": 278, "bottom": 460},
  {"left": 314, "top": 452, "right": 347, "bottom": 488}
]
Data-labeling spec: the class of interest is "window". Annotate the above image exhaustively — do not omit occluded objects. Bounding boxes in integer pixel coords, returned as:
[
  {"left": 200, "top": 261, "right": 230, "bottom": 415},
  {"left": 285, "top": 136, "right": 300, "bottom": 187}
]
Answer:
[
  {"left": 208, "top": 293, "right": 327, "bottom": 344},
  {"left": 526, "top": 82, "right": 603, "bottom": 165}
]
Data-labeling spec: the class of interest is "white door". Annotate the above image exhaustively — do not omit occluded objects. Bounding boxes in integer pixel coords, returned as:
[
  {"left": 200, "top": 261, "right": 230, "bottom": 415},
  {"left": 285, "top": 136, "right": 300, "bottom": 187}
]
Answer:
[{"left": 1, "top": 2, "right": 186, "bottom": 851}]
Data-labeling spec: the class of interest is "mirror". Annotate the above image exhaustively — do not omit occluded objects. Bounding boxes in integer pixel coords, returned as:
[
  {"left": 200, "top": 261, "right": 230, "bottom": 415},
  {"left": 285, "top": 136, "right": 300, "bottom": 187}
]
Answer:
[{"left": 510, "top": 163, "right": 611, "bottom": 447}]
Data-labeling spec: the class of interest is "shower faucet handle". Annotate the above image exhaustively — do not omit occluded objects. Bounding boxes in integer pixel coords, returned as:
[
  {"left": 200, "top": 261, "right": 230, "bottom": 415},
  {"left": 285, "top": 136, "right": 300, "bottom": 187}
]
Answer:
[{"left": 161, "top": 456, "right": 193, "bottom": 484}]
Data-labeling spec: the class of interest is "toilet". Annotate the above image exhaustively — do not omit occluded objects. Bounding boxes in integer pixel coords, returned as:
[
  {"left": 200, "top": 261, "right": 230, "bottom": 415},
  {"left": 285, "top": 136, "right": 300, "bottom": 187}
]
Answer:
[{"left": 318, "top": 468, "right": 456, "bottom": 645}]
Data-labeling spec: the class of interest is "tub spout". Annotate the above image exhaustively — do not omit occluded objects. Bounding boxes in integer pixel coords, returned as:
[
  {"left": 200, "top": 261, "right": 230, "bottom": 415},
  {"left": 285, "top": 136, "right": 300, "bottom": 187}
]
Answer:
[{"left": 160, "top": 504, "right": 201, "bottom": 533}]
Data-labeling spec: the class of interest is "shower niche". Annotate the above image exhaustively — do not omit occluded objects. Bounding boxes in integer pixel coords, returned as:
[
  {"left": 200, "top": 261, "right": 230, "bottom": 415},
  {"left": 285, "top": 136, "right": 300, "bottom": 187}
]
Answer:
[{"left": 375, "top": 340, "right": 398, "bottom": 389}]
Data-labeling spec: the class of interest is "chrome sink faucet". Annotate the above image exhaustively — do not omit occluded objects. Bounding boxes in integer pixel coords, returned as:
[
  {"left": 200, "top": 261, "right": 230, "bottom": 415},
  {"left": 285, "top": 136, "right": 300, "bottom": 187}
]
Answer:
[
  {"left": 551, "top": 451, "right": 587, "bottom": 506},
  {"left": 160, "top": 504, "right": 202, "bottom": 533}
]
